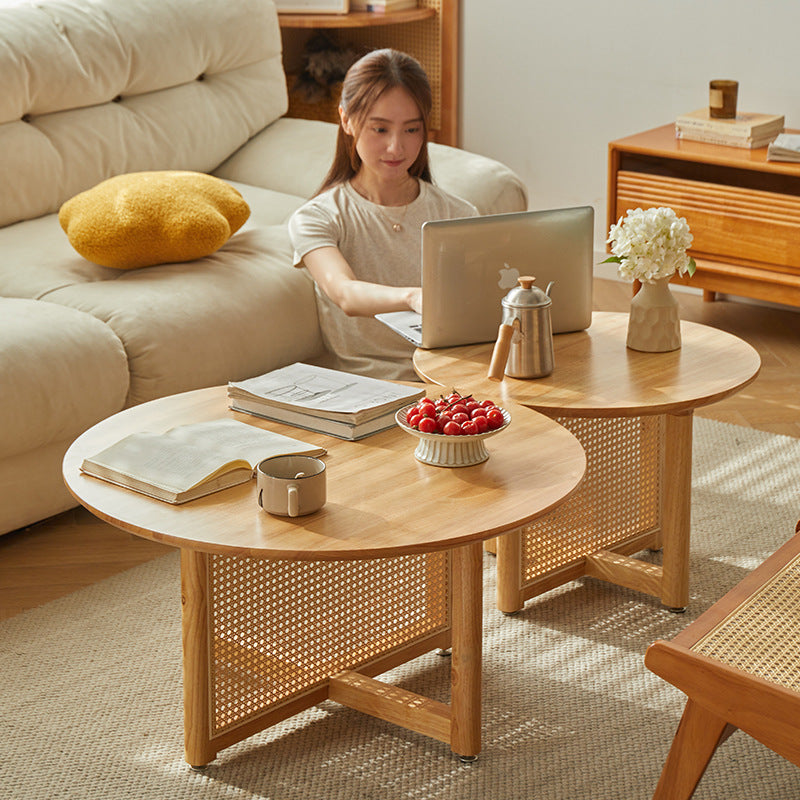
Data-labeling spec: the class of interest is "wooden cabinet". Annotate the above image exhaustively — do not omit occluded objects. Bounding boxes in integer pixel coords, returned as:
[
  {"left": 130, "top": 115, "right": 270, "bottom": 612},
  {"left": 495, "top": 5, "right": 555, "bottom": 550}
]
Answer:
[
  {"left": 279, "top": 1, "right": 459, "bottom": 146},
  {"left": 608, "top": 124, "right": 800, "bottom": 306}
]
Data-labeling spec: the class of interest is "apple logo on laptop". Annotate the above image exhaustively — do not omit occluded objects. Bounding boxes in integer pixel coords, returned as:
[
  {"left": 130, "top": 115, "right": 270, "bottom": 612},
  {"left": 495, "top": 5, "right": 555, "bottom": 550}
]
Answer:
[{"left": 497, "top": 263, "right": 521, "bottom": 289}]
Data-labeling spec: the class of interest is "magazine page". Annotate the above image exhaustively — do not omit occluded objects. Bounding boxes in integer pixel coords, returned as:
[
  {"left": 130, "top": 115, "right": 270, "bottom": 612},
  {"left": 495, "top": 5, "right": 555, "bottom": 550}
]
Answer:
[{"left": 228, "top": 363, "right": 424, "bottom": 419}]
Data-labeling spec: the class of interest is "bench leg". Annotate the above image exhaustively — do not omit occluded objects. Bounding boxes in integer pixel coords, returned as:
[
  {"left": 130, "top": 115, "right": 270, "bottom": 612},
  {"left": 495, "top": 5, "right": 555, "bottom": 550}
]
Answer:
[{"left": 653, "top": 699, "right": 736, "bottom": 800}]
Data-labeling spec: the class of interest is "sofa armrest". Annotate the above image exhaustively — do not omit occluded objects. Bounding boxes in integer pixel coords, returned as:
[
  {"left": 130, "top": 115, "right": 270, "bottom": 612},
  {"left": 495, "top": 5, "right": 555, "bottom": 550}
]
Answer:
[
  {"left": 428, "top": 142, "right": 528, "bottom": 215},
  {"left": 214, "top": 117, "right": 528, "bottom": 215}
]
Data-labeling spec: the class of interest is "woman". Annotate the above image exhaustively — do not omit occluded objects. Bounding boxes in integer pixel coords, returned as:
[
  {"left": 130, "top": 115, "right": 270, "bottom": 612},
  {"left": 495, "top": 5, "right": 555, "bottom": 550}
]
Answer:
[{"left": 288, "top": 48, "right": 477, "bottom": 381}]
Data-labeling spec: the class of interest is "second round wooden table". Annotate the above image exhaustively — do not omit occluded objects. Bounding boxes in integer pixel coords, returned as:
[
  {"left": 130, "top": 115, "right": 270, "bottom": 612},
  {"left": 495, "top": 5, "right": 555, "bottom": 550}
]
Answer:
[{"left": 414, "top": 311, "right": 761, "bottom": 613}]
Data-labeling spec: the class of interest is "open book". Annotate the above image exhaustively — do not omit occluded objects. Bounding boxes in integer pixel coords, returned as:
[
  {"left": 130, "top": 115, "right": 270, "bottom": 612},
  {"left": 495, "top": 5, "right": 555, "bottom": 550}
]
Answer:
[
  {"left": 80, "top": 418, "right": 326, "bottom": 504},
  {"left": 228, "top": 363, "right": 425, "bottom": 440}
]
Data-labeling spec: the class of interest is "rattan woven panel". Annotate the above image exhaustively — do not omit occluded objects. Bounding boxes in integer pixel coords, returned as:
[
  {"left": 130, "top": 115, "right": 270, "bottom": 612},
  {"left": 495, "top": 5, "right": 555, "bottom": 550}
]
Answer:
[
  {"left": 521, "top": 415, "right": 663, "bottom": 584},
  {"left": 345, "top": 0, "right": 443, "bottom": 130},
  {"left": 207, "top": 551, "right": 450, "bottom": 735},
  {"left": 691, "top": 553, "right": 800, "bottom": 692},
  {"left": 286, "top": 74, "right": 342, "bottom": 124}
]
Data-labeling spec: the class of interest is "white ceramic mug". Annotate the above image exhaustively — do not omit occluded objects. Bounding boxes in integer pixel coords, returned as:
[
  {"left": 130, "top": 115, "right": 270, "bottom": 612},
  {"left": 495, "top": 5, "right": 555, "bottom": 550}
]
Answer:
[{"left": 256, "top": 455, "right": 326, "bottom": 517}]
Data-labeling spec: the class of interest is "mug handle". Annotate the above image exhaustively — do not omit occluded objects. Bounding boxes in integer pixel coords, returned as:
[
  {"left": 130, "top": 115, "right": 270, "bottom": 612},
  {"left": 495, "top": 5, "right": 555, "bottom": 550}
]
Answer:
[
  {"left": 257, "top": 489, "right": 263, "bottom": 509},
  {"left": 287, "top": 484, "right": 299, "bottom": 517}
]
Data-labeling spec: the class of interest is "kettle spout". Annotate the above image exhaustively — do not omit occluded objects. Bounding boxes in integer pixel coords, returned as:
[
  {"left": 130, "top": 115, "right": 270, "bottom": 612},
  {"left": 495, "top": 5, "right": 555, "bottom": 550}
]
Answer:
[{"left": 545, "top": 281, "right": 554, "bottom": 297}]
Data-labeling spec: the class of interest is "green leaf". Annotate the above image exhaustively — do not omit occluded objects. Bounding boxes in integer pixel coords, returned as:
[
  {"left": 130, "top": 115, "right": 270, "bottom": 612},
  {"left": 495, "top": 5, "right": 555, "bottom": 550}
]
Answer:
[
  {"left": 686, "top": 257, "right": 697, "bottom": 277},
  {"left": 599, "top": 256, "right": 623, "bottom": 265}
]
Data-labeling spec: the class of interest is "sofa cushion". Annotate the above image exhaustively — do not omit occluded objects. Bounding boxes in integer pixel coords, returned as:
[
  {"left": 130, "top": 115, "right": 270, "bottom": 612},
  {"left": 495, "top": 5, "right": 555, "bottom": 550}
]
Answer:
[
  {"left": 0, "top": 180, "right": 306, "bottom": 301},
  {"left": 0, "top": 439, "right": 85, "bottom": 536},
  {"left": 0, "top": 182, "right": 323, "bottom": 408},
  {"left": 0, "top": 0, "right": 287, "bottom": 228},
  {"left": 215, "top": 118, "right": 340, "bottom": 202},
  {"left": 0, "top": 299, "right": 129, "bottom": 459},
  {"left": 59, "top": 172, "right": 251, "bottom": 269},
  {"left": 43, "top": 230, "right": 325, "bottom": 407}
]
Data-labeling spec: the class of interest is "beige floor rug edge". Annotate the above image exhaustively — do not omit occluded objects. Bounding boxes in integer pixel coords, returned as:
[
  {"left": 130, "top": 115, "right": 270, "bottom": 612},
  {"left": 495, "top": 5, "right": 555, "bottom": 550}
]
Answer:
[{"left": 2, "top": 417, "right": 799, "bottom": 800}]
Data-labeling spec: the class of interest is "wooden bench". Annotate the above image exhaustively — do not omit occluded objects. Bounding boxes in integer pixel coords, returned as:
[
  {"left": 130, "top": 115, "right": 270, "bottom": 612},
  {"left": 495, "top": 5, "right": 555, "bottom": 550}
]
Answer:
[{"left": 645, "top": 520, "right": 800, "bottom": 799}]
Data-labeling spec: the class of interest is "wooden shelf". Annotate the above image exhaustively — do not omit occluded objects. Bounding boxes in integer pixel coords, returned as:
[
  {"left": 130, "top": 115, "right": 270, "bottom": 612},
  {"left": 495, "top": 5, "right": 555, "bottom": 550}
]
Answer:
[
  {"left": 279, "top": 1, "right": 459, "bottom": 146},
  {"left": 279, "top": 9, "right": 435, "bottom": 29}
]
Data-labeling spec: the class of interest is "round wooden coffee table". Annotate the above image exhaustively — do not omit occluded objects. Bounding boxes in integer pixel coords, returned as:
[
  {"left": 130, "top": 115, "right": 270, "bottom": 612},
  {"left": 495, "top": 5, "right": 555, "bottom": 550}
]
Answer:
[
  {"left": 414, "top": 311, "right": 761, "bottom": 613},
  {"left": 63, "top": 385, "right": 585, "bottom": 765}
]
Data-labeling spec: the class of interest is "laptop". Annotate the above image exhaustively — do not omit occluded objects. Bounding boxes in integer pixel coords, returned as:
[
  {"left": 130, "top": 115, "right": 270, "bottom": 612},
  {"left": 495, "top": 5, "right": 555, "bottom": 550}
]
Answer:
[{"left": 376, "top": 206, "right": 594, "bottom": 349}]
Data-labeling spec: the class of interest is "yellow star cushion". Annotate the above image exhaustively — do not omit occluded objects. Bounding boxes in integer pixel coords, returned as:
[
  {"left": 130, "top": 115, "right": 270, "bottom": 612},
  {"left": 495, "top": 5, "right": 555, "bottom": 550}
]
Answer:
[{"left": 58, "top": 171, "right": 250, "bottom": 269}]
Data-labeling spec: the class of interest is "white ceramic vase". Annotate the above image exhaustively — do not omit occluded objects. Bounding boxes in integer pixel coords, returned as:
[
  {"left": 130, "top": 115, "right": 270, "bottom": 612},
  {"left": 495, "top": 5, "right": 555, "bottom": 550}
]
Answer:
[{"left": 626, "top": 276, "right": 681, "bottom": 352}]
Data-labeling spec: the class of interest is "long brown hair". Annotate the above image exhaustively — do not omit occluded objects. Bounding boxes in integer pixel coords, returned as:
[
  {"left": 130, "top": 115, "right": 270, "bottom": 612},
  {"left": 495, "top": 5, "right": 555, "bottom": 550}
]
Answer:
[{"left": 316, "top": 48, "right": 433, "bottom": 195}]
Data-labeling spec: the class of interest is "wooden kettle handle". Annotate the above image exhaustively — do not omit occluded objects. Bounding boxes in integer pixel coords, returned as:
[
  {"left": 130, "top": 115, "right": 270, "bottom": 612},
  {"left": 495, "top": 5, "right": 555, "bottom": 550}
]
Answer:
[{"left": 488, "top": 322, "right": 515, "bottom": 381}]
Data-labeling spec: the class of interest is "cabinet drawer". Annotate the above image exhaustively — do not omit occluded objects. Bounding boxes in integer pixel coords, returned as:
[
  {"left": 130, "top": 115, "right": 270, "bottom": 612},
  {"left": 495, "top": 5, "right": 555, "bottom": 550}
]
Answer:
[{"left": 615, "top": 171, "right": 800, "bottom": 274}]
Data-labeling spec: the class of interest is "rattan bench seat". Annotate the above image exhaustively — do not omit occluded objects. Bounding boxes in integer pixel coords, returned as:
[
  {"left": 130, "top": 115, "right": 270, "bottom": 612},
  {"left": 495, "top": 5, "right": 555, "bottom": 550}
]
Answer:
[
  {"left": 645, "top": 521, "right": 800, "bottom": 800},
  {"left": 691, "top": 551, "right": 800, "bottom": 692}
]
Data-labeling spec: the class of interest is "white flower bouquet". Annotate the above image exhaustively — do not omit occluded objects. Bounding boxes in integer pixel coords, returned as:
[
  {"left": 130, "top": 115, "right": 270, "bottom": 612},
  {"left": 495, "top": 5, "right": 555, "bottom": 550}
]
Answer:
[{"left": 603, "top": 206, "right": 696, "bottom": 283}]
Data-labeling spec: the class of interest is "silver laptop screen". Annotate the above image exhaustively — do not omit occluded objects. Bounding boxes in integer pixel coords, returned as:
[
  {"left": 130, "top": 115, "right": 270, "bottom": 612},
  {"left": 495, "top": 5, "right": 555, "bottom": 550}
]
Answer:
[{"left": 419, "top": 206, "right": 594, "bottom": 348}]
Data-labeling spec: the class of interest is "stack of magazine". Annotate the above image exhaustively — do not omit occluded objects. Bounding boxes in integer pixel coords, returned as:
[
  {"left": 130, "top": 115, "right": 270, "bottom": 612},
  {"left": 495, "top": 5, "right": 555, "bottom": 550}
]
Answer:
[
  {"left": 675, "top": 108, "right": 784, "bottom": 149},
  {"left": 228, "top": 363, "right": 426, "bottom": 440}
]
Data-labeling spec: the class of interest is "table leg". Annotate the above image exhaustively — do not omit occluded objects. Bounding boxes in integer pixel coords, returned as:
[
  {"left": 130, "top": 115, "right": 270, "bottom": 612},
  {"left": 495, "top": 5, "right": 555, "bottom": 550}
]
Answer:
[
  {"left": 450, "top": 541, "right": 483, "bottom": 760},
  {"left": 660, "top": 411, "right": 694, "bottom": 611},
  {"left": 180, "top": 549, "right": 216, "bottom": 768},
  {"left": 496, "top": 529, "right": 524, "bottom": 614}
]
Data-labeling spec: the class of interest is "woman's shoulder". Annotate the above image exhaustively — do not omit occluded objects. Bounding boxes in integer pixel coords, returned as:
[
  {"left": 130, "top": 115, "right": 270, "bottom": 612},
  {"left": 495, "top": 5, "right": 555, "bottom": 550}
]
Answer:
[
  {"left": 290, "top": 184, "right": 348, "bottom": 230},
  {"left": 419, "top": 181, "right": 479, "bottom": 218},
  {"left": 296, "top": 184, "right": 347, "bottom": 213}
]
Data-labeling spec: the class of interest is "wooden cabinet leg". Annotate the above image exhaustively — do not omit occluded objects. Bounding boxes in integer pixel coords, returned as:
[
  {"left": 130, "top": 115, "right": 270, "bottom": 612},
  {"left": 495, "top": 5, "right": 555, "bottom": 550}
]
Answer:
[
  {"left": 652, "top": 699, "right": 735, "bottom": 800},
  {"left": 660, "top": 412, "right": 693, "bottom": 610},
  {"left": 450, "top": 541, "right": 483, "bottom": 759},
  {"left": 180, "top": 549, "right": 217, "bottom": 768}
]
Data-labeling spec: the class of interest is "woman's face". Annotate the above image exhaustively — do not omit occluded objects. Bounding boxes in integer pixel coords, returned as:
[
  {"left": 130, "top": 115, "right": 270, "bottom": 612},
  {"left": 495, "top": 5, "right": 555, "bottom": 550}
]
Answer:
[{"left": 343, "top": 86, "right": 425, "bottom": 185}]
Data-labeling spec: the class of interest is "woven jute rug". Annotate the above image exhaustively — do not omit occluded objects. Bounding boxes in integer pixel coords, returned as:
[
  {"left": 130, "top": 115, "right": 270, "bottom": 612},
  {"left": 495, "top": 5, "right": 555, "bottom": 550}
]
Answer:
[{"left": 2, "top": 418, "right": 799, "bottom": 800}]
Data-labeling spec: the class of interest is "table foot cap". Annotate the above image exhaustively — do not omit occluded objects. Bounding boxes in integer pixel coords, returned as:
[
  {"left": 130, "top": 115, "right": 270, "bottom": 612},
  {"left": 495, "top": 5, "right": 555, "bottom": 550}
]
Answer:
[
  {"left": 435, "top": 648, "right": 452, "bottom": 657},
  {"left": 666, "top": 605, "right": 687, "bottom": 614},
  {"left": 457, "top": 754, "right": 479, "bottom": 764}
]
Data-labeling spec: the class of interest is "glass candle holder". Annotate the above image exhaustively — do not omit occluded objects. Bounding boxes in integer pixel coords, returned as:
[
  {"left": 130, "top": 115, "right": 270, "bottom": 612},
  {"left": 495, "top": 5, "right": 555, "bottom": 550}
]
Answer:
[{"left": 709, "top": 80, "right": 738, "bottom": 119}]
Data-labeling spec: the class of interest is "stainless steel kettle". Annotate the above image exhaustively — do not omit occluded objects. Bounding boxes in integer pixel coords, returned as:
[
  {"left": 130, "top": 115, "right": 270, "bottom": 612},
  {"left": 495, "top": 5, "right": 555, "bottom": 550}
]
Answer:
[{"left": 488, "top": 276, "right": 554, "bottom": 380}]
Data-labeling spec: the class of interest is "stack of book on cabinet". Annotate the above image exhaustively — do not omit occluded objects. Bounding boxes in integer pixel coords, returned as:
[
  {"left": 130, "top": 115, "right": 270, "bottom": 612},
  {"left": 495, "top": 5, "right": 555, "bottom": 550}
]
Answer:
[
  {"left": 675, "top": 108, "right": 784, "bottom": 149},
  {"left": 228, "top": 362, "right": 425, "bottom": 440},
  {"left": 350, "top": 0, "right": 418, "bottom": 11}
]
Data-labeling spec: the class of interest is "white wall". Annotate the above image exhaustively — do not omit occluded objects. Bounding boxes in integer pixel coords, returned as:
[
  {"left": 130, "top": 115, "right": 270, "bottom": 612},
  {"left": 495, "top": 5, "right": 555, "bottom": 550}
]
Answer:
[{"left": 460, "top": 0, "right": 800, "bottom": 262}]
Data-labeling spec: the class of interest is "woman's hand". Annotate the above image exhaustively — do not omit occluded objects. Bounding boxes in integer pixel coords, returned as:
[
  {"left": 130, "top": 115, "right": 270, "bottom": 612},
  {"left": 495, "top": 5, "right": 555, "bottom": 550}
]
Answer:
[
  {"left": 407, "top": 286, "right": 422, "bottom": 315},
  {"left": 303, "top": 246, "right": 421, "bottom": 317}
]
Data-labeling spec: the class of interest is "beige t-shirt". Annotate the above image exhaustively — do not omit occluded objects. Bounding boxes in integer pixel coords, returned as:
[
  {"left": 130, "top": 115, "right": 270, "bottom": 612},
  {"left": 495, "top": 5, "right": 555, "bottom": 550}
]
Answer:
[{"left": 289, "top": 180, "right": 477, "bottom": 381}]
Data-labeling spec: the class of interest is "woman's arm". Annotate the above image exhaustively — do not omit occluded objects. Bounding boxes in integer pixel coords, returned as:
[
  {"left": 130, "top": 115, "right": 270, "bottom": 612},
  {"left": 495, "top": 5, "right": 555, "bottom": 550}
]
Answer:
[{"left": 303, "top": 246, "right": 422, "bottom": 317}]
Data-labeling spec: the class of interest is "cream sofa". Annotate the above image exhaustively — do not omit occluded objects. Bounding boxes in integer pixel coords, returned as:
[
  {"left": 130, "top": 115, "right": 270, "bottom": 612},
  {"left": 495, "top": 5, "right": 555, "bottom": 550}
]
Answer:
[{"left": 0, "top": 0, "right": 527, "bottom": 536}]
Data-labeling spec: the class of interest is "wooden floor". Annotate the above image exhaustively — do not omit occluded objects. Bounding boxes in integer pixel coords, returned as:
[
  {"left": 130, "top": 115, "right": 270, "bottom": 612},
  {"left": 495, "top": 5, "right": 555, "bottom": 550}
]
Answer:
[{"left": 1, "top": 278, "right": 797, "bottom": 620}]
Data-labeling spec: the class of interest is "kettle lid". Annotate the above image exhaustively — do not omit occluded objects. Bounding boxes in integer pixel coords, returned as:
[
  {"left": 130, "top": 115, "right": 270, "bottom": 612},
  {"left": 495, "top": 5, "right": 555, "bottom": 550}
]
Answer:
[{"left": 502, "top": 275, "right": 552, "bottom": 309}]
